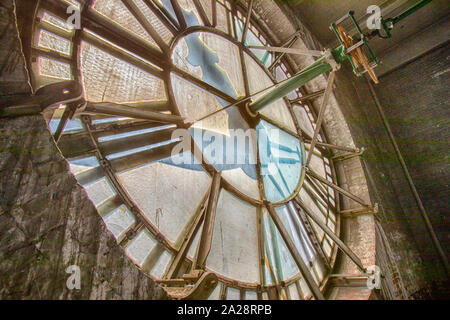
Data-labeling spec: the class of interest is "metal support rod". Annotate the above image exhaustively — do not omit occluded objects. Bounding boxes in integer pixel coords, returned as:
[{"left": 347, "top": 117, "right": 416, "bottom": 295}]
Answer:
[
  {"left": 367, "top": 79, "right": 450, "bottom": 276},
  {"left": 247, "top": 45, "right": 323, "bottom": 57},
  {"left": 306, "top": 166, "right": 371, "bottom": 208},
  {"left": 265, "top": 202, "right": 324, "bottom": 300},
  {"left": 248, "top": 57, "right": 332, "bottom": 114},
  {"left": 193, "top": 172, "right": 222, "bottom": 270},
  {"left": 165, "top": 191, "right": 209, "bottom": 279},
  {"left": 290, "top": 89, "right": 325, "bottom": 104},
  {"left": 295, "top": 199, "right": 365, "bottom": 272},
  {"left": 241, "top": 0, "right": 254, "bottom": 43},
  {"left": 305, "top": 71, "right": 336, "bottom": 167},
  {"left": 84, "top": 102, "right": 185, "bottom": 124},
  {"left": 389, "top": 0, "right": 432, "bottom": 26}
]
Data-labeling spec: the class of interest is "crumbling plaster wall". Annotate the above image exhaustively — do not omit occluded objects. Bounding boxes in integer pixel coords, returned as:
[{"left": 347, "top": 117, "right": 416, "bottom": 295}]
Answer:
[{"left": 0, "top": 0, "right": 167, "bottom": 300}]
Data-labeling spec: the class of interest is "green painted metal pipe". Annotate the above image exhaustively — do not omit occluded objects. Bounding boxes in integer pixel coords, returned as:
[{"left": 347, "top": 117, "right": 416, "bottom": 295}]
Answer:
[
  {"left": 391, "top": 0, "right": 432, "bottom": 25},
  {"left": 248, "top": 57, "right": 332, "bottom": 114}
]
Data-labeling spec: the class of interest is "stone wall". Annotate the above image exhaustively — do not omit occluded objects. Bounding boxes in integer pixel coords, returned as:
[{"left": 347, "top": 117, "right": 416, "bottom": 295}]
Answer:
[
  {"left": 0, "top": 0, "right": 167, "bottom": 300},
  {"left": 0, "top": 114, "right": 168, "bottom": 300}
]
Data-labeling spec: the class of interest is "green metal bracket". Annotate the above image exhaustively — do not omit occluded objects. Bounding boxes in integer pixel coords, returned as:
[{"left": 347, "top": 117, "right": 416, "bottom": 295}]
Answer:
[
  {"left": 375, "top": 0, "right": 433, "bottom": 39},
  {"left": 330, "top": 11, "right": 378, "bottom": 77}
]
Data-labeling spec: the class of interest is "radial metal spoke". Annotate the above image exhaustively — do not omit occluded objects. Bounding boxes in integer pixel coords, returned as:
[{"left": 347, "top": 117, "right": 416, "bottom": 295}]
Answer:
[
  {"left": 99, "top": 127, "right": 177, "bottom": 157},
  {"left": 306, "top": 166, "right": 371, "bottom": 208},
  {"left": 170, "top": 0, "right": 187, "bottom": 29},
  {"left": 120, "top": 0, "right": 171, "bottom": 53},
  {"left": 193, "top": 0, "right": 212, "bottom": 26},
  {"left": 81, "top": 29, "right": 164, "bottom": 78},
  {"left": 241, "top": 0, "right": 254, "bottom": 43},
  {"left": 83, "top": 7, "right": 167, "bottom": 69},
  {"left": 268, "top": 31, "right": 301, "bottom": 71},
  {"left": 171, "top": 67, "right": 238, "bottom": 105},
  {"left": 248, "top": 45, "right": 324, "bottom": 57},
  {"left": 295, "top": 199, "right": 365, "bottom": 272},
  {"left": 145, "top": 0, "right": 180, "bottom": 33},
  {"left": 265, "top": 202, "right": 324, "bottom": 300},
  {"left": 192, "top": 172, "right": 222, "bottom": 271},
  {"left": 291, "top": 89, "right": 325, "bottom": 104},
  {"left": 304, "top": 70, "right": 336, "bottom": 168},
  {"left": 165, "top": 191, "right": 209, "bottom": 279},
  {"left": 83, "top": 102, "right": 185, "bottom": 124}
]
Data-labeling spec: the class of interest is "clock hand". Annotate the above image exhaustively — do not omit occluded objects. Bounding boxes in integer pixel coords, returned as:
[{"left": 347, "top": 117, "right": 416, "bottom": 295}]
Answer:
[{"left": 188, "top": 72, "right": 305, "bottom": 126}]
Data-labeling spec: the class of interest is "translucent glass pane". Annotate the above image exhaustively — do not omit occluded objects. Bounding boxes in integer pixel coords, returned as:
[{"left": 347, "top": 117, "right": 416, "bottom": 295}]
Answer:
[
  {"left": 275, "top": 204, "right": 316, "bottom": 265},
  {"left": 103, "top": 205, "right": 136, "bottom": 239},
  {"left": 85, "top": 177, "right": 116, "bottom": 207},
  {"left": 93, "top": 0, "right": 157, "bottom": 46},
  {"left": 207, "top": 190, "right": 259, "bottom": 283},
  {"left": 80, "top": 42, "right": 166, "bottom": 103},
  {"left": 171, "top": 73, "right": 259, "bottom": 199},
  {"left": 41, "top": 12, "right": 73, "bottom": 32},
  {"left": 227, "top": 287, "right": 240, "bottom": 300},
  {"left": 262, "top": 209, "right": 299, "bottom": 281},
  {"left": 216, "top": 2, "right": 230, "bottom": 34},
  {"left": 244, "top": 53, "right": 296, "bottom": 131},
  {"left": 323, "top": 239, "right": 332, "bottom": 257},
  {"left": 299, "top": 188, "right": 326, "bottom": 240},
  {"left": 207, "top": 282, "right": 221, "bottom": 300},
  {"left": 257, "top": 120, "right": 303, "bottom": 203},
  {"left": 245, "top": 291, "right": 258, "bottom": 300},
  {"left": 133, "top": 0, "right": 173, "bottom": 43},
  {"left": 293, "top": 105, "right": 314, "bottom": 137},
  {"left": 150, "top": 250, "right": 172, "bottom": 278},
  {"left": 38, "top": 57, "right": 71, "bottom": 79},
  {"left": 38, "top": 29, "right": 71, "bottom": 55},
  {"left": 126, "top": 229, "right": 156, "bottom": 266},
  {"left": 117, "top": 153, "right": 212, "bottom": 244},
  {"left": 69, "top": 156, "right": 100, "bottom": 176},
  {"left": 198, "top": 0, "right": 213, "bottom": 24},
  {"left": 178, "top": 0, "right": 202, "bottom": 27},
  {"left": 288, "top": 283, "right": 300, "bottom": 300},
  {"left": 172, "top": 32, "right": 245, "bottom": 98}
]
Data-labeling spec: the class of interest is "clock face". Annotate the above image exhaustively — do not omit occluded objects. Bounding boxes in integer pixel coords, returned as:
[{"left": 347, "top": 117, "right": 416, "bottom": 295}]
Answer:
[
  {"left": 30, "top": 0, "right": 340, "bottom": 299},
  {"left": 171, "top": 30, "right": 305, "bottom": 203}
]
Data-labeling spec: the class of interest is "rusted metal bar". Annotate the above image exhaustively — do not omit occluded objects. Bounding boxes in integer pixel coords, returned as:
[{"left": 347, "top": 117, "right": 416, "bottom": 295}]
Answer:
[
  {"left": 290, "top": 89, "right": 325, "bottom": 104},
  {"left": 193, "top": 0, "right": 211, "bottom": 26},
  {"left": 164, "top": 190, "right": 209, "bottom": 279},
  {"left": 265, "top": 202, "right": 324, "bottom": 300},
  {"left": 84, "top": 102, "right": 185, "bottom": 124},
  {"left": 241, "top": 0, "right": 254, "bottom": 43},
  {"left": 295, "top": 198, "right": 365, "bottom": 272},
  {"left": 305, "top": 71, "right": 336, "bottom": 167},
  {"left": 121, "top": 0, "right": 170, "bottom": 53},
  {"left": 306, "top": 166, "right": 371, "bottom": 208},
  {"left": 193, "top": 171, "right": 222, "bottom": 270}
]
